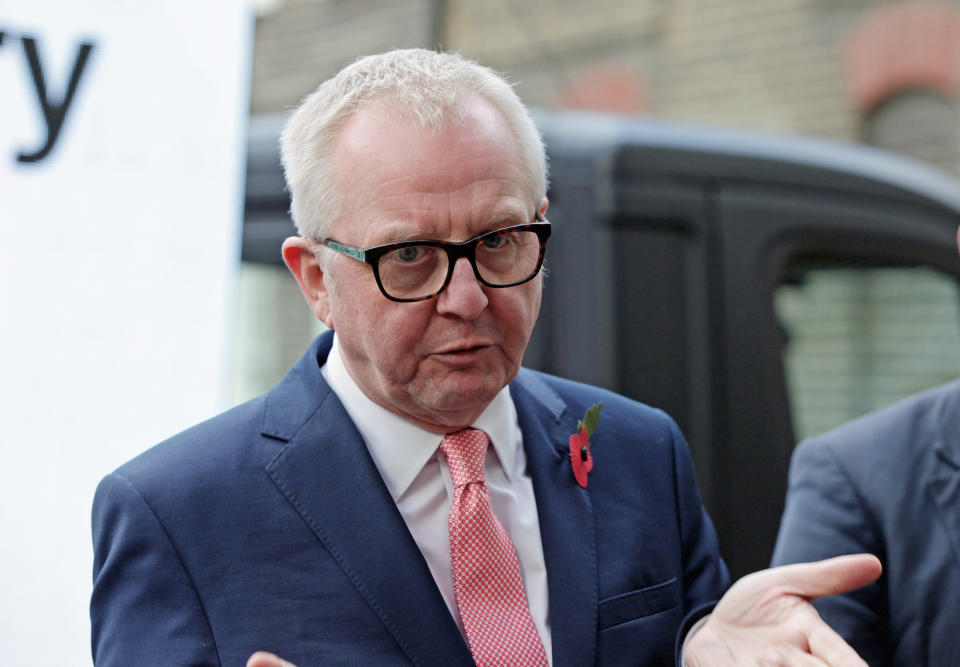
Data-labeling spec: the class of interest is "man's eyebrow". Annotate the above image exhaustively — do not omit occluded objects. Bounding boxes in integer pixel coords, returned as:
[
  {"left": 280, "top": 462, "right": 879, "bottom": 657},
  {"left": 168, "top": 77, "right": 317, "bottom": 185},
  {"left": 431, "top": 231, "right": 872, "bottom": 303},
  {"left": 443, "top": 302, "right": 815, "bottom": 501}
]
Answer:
[
  {"left": 370, "top": 210, "right": 532, "bottom": 246},
  {"left": 483, "top": 210, "right": 530, "bottom": 229}
]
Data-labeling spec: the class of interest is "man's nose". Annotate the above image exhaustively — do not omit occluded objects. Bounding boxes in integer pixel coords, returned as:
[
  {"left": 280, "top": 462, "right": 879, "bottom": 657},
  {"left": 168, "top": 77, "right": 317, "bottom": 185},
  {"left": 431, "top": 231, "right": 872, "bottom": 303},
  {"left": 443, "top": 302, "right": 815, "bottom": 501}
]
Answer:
[{"left": 436, "top": 257, "right": 488, "bottom": 318}]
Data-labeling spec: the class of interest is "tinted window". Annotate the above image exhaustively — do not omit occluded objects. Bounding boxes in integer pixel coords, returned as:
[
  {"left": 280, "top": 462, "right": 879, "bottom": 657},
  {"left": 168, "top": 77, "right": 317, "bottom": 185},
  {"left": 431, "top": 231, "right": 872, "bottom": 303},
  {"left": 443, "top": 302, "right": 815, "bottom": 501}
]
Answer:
[{"left": 776, "top": 264, "right": 960, "bottom": 441}]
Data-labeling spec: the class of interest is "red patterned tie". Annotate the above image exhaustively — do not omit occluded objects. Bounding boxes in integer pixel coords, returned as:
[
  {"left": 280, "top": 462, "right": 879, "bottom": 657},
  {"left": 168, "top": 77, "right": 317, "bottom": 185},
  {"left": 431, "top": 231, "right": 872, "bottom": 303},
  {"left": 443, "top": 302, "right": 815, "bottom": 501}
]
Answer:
[{"left": 440, "top": 428, "right": 549, "bottom": 667}]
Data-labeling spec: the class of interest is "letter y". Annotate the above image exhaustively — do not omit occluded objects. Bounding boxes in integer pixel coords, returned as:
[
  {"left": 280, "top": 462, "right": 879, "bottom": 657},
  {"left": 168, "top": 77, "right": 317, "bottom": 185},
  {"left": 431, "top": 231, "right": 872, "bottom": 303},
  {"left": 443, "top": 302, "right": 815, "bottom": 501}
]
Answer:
[{"left": 17, "top": 36, "right": 95, "bottom": 163}]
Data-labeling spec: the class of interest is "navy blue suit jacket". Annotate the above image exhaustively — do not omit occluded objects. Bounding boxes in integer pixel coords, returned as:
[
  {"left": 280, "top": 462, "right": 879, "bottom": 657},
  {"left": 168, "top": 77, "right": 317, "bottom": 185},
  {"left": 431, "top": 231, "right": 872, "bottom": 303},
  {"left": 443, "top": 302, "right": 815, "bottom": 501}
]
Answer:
[
  {"left": 772, "top": 379, "right": 960, "bottom": 666},
  {"left": 91, "top": 332, "right": 728, "bottom": 665}
]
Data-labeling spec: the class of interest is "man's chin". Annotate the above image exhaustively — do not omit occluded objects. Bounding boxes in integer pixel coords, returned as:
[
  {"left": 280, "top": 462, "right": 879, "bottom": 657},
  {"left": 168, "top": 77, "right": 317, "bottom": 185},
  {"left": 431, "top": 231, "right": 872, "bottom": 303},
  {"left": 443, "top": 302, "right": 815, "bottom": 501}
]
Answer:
[
  {"left": 435, "top": 383, "right": 501, "bottom": 412},
  {"left": 409, "top": 375, "right": 506, "bottom": 427}
]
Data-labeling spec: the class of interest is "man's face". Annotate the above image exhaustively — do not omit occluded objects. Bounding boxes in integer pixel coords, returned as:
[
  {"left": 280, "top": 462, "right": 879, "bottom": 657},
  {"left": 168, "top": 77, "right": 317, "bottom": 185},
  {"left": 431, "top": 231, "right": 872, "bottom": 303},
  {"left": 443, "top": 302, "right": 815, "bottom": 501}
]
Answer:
[{"left": 317, "top": 95, "right": 544, "bottom": 432}]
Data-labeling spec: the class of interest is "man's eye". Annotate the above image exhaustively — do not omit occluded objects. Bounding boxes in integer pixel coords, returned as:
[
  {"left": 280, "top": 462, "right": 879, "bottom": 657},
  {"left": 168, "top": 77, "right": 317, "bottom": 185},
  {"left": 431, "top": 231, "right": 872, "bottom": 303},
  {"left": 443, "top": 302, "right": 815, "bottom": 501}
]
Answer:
[
  {"left": 483, "top": 232, "right": 514, "bottom": 250},
  {"left": 395, "top": 246, "right": 424, "bottom": 262}
]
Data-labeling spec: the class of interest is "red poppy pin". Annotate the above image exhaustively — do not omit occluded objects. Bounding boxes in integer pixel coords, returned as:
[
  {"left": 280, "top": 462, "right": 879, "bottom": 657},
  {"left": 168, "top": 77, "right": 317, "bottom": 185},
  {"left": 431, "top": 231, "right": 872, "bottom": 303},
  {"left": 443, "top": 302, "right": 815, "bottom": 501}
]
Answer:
[{"left": 569, "top": 402, "right": 603, "bottom": 488}]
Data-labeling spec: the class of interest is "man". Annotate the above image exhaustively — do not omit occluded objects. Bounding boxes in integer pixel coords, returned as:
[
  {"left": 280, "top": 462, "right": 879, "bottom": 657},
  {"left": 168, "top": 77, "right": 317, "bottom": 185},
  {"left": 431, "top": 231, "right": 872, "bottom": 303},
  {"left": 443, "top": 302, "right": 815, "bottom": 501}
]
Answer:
[
  {"left": 91, "top": 49, "right": 879, "bottom": 666},
  {"left": 773, "top": 228, "right": 960, "bottom": 665}
]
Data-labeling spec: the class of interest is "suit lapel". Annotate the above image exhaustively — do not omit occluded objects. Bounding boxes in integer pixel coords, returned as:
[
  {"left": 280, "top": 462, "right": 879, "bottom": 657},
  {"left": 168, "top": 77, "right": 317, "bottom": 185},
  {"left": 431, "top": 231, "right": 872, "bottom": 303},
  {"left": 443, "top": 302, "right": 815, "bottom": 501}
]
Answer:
[
  {"left": 928, "top": 382, "right": 960, "bottom": 572},
  {"left": 262, "top": 334, "right": 472, "bottom": 666},
  {"left": 513, "top": 371, "right": 599, "bottom": 666}
]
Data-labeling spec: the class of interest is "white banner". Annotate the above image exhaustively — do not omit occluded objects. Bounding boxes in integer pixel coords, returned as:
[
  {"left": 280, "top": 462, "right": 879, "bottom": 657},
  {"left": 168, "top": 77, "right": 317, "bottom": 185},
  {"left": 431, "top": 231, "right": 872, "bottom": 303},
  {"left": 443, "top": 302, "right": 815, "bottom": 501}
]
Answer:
[{"left": 0, "top": 2, "right": 252, "bottom": 663}]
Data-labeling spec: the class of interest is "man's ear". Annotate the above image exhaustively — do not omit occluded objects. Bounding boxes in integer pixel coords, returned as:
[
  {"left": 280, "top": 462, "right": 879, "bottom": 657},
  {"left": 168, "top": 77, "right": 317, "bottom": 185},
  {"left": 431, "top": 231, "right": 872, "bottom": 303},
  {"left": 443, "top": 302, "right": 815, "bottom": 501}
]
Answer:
[
  {"left": 539, "top": 197, "right": 549, "bottom": 217},
  {"left": 281, "top": 237, "right": 334, "bottom": 329}
]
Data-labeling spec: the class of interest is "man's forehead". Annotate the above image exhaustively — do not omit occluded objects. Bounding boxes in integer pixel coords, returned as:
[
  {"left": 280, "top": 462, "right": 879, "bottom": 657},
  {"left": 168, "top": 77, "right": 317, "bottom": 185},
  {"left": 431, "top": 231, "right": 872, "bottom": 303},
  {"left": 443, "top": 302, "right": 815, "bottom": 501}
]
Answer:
[
  {"left": 328, "top": 98, "right": 535, "bottom": 244},
  {"left": 335, "top": 100, "right": 447, "bottom": 154}
]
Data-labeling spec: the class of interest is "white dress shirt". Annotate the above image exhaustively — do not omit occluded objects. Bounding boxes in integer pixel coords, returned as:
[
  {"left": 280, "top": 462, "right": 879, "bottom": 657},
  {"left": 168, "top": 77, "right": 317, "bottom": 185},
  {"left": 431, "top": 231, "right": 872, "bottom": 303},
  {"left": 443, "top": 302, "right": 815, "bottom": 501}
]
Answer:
[{"left": 322, "top": 335, "right": 553, "bottom": 663}]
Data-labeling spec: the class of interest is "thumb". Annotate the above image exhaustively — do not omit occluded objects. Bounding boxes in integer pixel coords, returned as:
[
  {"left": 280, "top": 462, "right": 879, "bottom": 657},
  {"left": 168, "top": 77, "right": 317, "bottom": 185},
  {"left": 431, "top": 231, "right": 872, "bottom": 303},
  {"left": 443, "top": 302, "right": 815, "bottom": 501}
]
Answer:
[
  {"left": 247, "top": 651, "right": 297, "bottom": 667},
  {"left": 773, "top": 553, "right": 881, "bottom": 600}
]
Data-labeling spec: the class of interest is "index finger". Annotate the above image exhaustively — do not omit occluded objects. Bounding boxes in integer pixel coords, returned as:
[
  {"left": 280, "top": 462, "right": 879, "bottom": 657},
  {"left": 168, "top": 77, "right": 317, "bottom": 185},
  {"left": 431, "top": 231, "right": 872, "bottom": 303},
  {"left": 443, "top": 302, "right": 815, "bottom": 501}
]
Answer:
[{"left": 808, "top": 617, "right": 869, "bottom": 667}]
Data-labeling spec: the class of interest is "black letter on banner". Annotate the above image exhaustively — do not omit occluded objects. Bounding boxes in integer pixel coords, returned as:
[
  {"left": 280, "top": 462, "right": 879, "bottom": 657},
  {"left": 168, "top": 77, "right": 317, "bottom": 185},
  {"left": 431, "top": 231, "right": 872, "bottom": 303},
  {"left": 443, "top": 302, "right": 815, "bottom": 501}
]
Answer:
[{"left": 17, "top": 37, "right": 95, "bottom": 164}]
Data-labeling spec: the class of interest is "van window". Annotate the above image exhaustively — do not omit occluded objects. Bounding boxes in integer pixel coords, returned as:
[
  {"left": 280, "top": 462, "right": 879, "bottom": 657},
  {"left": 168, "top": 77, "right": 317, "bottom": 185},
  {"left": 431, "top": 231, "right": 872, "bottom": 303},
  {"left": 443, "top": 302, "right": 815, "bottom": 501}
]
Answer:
[{"left": 776, "top": 264, "right": 960, "bottom": 441}]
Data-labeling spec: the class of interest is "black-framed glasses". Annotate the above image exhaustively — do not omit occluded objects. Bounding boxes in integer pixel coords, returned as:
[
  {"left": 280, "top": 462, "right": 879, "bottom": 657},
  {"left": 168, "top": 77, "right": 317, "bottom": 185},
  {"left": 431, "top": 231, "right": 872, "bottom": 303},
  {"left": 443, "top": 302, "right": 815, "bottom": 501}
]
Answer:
[{"left": 318, "top": 214, "right": 551, "bottom": 302}]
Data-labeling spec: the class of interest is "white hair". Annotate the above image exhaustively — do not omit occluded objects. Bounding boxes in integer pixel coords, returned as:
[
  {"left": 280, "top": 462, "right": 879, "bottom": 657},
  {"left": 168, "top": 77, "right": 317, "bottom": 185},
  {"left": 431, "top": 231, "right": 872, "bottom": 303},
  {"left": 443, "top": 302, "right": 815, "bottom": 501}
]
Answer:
[{"left": 279, "top": 48, "right": 548, "bottom": 241}]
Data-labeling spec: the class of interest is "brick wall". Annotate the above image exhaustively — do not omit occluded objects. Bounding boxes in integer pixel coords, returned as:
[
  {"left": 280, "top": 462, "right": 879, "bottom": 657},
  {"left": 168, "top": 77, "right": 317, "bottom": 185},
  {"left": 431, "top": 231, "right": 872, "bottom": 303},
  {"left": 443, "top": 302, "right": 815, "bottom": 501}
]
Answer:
[
  {"left": 250, "top": 0, "right": 960, "bottom": 158},
  {"left": 251, "top": 0, "right": 437, "bottom": 114}
]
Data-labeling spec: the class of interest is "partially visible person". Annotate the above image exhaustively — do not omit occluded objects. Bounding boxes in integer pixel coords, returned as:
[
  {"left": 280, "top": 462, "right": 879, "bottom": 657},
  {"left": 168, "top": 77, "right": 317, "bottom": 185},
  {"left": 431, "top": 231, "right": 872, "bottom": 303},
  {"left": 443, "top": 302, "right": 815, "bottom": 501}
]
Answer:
[{"left": 773, "top": 230, "right": 960, "bottom": 666}]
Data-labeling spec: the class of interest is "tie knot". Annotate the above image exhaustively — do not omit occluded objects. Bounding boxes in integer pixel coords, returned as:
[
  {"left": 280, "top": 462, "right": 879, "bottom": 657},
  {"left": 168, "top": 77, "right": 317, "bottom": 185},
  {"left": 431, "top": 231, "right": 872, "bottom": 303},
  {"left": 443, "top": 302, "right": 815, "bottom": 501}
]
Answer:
[{"left": 440, "top": 428, "right": 490, "bottom": 487}]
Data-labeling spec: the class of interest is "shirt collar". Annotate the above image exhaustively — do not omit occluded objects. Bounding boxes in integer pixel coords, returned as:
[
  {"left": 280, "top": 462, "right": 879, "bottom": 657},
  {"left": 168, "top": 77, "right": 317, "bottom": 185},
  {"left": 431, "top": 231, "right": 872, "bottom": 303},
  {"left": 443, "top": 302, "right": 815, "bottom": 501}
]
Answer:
[{"left": 321, "top": 334, "right": 521, "bottom": 501}]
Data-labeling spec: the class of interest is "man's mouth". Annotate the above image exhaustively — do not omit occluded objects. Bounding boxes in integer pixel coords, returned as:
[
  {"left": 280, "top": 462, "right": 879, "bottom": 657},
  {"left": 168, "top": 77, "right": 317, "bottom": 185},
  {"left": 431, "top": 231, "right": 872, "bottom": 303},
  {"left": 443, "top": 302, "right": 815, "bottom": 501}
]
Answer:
[{"left": 432, "top": 342, "right": 493, "bottom": 364}]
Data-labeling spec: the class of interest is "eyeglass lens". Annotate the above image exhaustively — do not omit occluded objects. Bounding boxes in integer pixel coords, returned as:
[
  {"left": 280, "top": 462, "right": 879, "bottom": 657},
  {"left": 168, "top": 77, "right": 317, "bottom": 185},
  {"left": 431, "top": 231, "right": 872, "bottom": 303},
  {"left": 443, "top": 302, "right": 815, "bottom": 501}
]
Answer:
[{"left": 378, "top": 228, "right": 542, "bottom": 300}]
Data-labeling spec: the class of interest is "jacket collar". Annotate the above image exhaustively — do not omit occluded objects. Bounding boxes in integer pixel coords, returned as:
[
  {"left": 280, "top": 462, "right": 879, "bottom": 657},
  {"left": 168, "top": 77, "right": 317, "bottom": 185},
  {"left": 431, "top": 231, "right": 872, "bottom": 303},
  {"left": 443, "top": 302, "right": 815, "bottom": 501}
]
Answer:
[
  {"left": 512, "top": 370, "right": 599, "bottom": 667},
  {"left": 927, "top": 381, "right": 960, "bottom": 583},
  {"left": 932, "top": 379, "right": 960, "bottom": 469},
  {"left": 262, "top": 332, "right": 472, "bottom": 665}
]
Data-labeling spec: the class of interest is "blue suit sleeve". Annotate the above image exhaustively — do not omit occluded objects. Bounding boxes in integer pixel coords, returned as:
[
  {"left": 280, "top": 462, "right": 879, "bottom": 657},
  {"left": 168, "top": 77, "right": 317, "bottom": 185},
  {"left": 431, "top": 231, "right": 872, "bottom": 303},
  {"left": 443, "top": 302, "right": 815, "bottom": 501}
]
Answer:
[
  {"left": 669, "top": 420, "right": 730, "bottom": 665},
  {"left": 771, "top": 438, "right": 890, "bottom": 666},
  {"left": 670, "top": 421, "right": 729, "bottom": 610},
  {"left": 91, "top": 473, "right": 220, "bottom": 666}
]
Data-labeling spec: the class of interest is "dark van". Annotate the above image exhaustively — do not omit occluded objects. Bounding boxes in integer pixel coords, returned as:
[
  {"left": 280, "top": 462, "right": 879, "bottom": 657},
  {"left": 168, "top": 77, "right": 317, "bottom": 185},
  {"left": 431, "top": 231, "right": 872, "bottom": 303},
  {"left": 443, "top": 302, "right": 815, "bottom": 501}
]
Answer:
[{"left": 244, "top": 110, "right": 960, "bottom": 578}]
